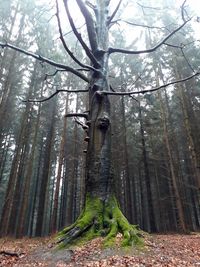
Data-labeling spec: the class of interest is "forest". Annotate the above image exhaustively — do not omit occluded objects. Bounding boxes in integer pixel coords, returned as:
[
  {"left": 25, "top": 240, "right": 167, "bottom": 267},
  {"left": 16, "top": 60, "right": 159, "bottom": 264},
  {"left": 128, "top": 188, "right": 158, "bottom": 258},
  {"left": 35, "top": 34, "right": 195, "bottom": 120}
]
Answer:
[{"left": 0, "top": 0, "right": 200, "bottom": 266}]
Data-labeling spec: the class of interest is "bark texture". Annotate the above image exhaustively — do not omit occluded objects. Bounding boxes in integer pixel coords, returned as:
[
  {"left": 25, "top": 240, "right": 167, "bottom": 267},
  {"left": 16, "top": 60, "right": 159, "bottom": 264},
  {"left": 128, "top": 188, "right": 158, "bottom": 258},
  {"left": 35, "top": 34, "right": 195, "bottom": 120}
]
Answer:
[
  {"left": 57, "top": 0, "right": 142, "bottom": 247},
  {"left": 58, "top": 195, "right": 142, "bottom": 247}
]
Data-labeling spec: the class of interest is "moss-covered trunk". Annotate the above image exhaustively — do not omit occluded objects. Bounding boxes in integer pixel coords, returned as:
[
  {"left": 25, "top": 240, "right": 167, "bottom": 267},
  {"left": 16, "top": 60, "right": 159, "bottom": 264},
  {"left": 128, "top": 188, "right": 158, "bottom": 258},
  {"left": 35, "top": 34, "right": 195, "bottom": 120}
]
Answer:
[{"left": 58, "top": 195, "right": 142, "bottom": 247}]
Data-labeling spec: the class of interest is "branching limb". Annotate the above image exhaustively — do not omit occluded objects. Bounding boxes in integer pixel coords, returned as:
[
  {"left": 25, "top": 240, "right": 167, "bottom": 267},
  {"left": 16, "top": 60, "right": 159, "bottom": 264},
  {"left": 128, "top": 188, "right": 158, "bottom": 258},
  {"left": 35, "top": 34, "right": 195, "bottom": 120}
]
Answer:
[
  {"left": 137, "top": 2, "right": 161, "bottom": 10},
  {"left": 107, "top": 0, "right": 122, "bottom": 25},
  {"left": 44, "top": 69, "right": 67, "bottom": 80},
  {"left": 75, "top": 0, "right": 98, "bottom": 52},
  {"left": 74, "top": 117, "right": 89, "bottom": 130},
  {"left": 108, "top": 19, "right": 191, "bottom": 55},
  {"left": 115, "top": 19, "right": 171, "bottom": 32},
  {"left": 65, "top": 113, "right": 88, "bottom": 119},
  {"left": 63, "top": 0, "right": 100, "bottom": 68},
  {"left": 85, "top": 1, "right": 96, "bottom": 11},
  {"left": 163, "top": 42, "right": 195, "bottom": 72},
  {"left": 98, "top": 72, "right": 200, "bottom": 96},
  {"left": 0, "top": 41, "right": 89, "bottom": 82},
  {"left": 23, "top": 89, "right": 88, "bottom": 103},
  {"left": 56, "top": 0, "right": 96, "bottom": 72},
  {"left": 180, "top": 47, "right": 195, "bottom": 72},
  {"left": 181, "top": 0, "right": 189, "bottom": 22}
]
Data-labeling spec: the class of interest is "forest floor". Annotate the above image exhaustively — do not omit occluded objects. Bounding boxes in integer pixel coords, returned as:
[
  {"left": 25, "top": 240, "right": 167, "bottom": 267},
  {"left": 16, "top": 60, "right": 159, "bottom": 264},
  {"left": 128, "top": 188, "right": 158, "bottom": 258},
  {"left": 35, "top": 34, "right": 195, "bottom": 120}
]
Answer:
[{"left": 0, "top": 233, "right": 199, "bottom": 266}]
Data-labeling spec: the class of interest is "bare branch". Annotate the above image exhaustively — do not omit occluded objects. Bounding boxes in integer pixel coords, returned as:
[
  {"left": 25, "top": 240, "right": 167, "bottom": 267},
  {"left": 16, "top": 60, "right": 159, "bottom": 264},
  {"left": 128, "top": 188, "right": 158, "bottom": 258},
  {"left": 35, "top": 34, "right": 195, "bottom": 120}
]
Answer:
[
  {"left": 117, "top": 19, "right": 170, "bottom": 32},
  {"left": 63, "top": 0, "right": 100, "bottom": 68},
  {"left": 98, "top": 72, "right": 200, "bottom": 96},
  {"left": 85, "top": 1, "right": 96, "bottom": 11},
  {"left": 74, "top": 117, "right": 89, "bottom": 130},
  {"left": 108, "top": 19, "right": 191, "bottom": 55},
  {"left": 0, "top": 41, "right": 89, "bottom": 82},
  {"left": 56, "top": 0, "right": 96, "bottom": 72},
  {"left": 65, "top": 113, "right": 88, "bottom": 119},
  {"left": 44, "top": 69, "right": 68, "bottom": 80},
  {"left": 164, "top": 41, "right": 195, "bottom": 72},
  {"left": 180, "top": 48, "right": 195, "bottom": 72},
  {"left": 44, "top": 68, "right": 90, "bottom": 82},
  {"left": 129, "top": 95, "right": 139, "bottom": 103},
  {"left": 74, "top": 117, "right": 85, "bottom": 127},
  {"left": 163, "top": 42, "right": 182, "bottom": 49},
  {"left": 181, "top": 0, "right": 188, "bottom": 22},
  {"left": 62, "top": 23, "right": 86, "bottom": 37},
  {"left": 136, "top": 2, "right": 161, "bottom": 10},
  {"left": 107, "top": 0, "right": 122, "bottom": 25},
  {"left": 24, "top": 88, "right": 88, "bottom": 103},
  {"left": 75, "top": 0, "right": 98, "bottom": 52}
]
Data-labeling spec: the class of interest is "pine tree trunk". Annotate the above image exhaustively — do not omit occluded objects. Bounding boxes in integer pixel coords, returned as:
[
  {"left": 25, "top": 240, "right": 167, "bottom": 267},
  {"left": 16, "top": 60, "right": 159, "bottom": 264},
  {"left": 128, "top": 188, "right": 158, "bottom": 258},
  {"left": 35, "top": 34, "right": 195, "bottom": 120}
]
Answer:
[
  {"left": 51, "top": 95, "right": 69, "bottom": 232},
  {"left": 35, "top": 100, "right": 56, "bottom": 236},
  {"left": 157, "top": 90, "right": 187, "bottom": 232},
  {"left": 138, "top": 103, "right": 156, "bottom": 232}
]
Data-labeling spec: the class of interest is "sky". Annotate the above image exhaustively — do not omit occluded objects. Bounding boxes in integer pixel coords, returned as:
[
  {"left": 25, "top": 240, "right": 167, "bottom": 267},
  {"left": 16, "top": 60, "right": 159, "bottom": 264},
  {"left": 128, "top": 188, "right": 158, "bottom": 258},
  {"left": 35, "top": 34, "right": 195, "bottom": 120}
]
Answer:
[
  {"left": 182, "top": 0, "right": 200, "bottom": 14},
  {"left": 55, "top": 0, "right": 200, "bottom": 34},
  {"left": 34, "top": 0, "right": 200, "bottom": 51}
]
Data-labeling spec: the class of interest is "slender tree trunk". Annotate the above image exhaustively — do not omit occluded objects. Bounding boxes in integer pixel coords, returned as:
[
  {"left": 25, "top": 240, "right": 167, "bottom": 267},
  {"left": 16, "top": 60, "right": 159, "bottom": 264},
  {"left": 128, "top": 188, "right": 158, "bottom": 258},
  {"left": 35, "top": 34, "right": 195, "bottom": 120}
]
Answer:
[
  {"left": 120, "top": 96, "right": 134, "bottom": 222},
  {"left": 0, "top": 96, "right": 33, "bottom": 236},
  {"left": 157, "top": 89, "right": 187, "bottom": 232},
  {"left": 51, "top": 95, "right": 69, "bottom": 232},
  {"left": 138, "top": 102, "right": 156, "bottom": 232},
  {"left": 179, "top": 88, "right": 200, "bottom": 191},
  {"left": 29, "top": 138, "right": 44, "bottom": 237},
  {"left": 35, "top": 100, "right": 56, "bottom": 236},
  {"left": 16, "top": 102, "right": 41, "bottom": 237}
]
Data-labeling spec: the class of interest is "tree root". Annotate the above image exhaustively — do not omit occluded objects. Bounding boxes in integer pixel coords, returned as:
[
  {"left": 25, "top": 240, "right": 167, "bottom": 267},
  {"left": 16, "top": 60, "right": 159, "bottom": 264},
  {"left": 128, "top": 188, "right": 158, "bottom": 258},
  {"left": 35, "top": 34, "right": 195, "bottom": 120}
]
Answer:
[{"left": 57, "top": 196, "right": 143, "bottom": 248}]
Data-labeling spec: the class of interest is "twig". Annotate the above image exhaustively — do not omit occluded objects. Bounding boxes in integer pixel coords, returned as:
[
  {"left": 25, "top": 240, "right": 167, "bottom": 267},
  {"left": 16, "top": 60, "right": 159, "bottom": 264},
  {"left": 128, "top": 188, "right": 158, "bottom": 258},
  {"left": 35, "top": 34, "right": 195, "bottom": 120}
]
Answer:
[
  {"left": 108, "top": 18, "right": 191, "bottom": 55},
  {"left": 76, "top": 0, "right": 98, "bottom": 52},
  {"left": 0, "top": 250, "right": 24, "bottom": 257},
  {"left": 116, "top": 19, "right": 170, "bottom": 31},
  {"left": 0, "top": 41, "right": 89, "bottom": 82},
  {"left": 97, "top": 72, "right": 200, "bottom": 96},
  {"left": 63, "top": 0, "right": 100, "bottom": 68},
  {"left": 164, "top": 42, "right": 195, "bottom": 72},
  {"left": 107, "top": 0, "right": 122, "bottom": 25},
  {"left": 44, "top": 69, "right": 66, "bottom": 80},
  {"left": 180, "top": 48, "right": 195, "bottom": 72},
  {"left": 74, "top": 117, "right": 88, "bottom": 129},
  {"left": 136, "top": 2, "right": 161, "bottom": 10},
  {"left": 65, "top": 113, "right": 88, "bottom": 119},
  {"left": 85, "top": 1, "right": 96, "bottom": 11},
  {"left": 55, "top": 0, "right": 96, "bottom": 72},
  {"left": 23, "top": 89, "right": 88, "bottom": 103},
  {"left": 181, "top": 0, "right": 188, "bottom": 22}
]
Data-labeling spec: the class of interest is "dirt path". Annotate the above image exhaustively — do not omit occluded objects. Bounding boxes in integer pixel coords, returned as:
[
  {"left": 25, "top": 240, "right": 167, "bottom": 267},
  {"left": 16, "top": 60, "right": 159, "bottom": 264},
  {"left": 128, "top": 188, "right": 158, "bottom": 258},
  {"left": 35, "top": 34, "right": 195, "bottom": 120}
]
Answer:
[{"left": 0, "top": 233, "right": 199, "bottom": 266}]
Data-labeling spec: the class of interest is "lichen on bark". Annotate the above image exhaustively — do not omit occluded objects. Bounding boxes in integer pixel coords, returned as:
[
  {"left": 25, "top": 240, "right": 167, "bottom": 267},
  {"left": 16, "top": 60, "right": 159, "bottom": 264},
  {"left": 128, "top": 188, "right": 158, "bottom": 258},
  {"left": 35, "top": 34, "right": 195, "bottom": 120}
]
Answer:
[{"left": 57, "top": 195, "right": 143, "bottom": 248}]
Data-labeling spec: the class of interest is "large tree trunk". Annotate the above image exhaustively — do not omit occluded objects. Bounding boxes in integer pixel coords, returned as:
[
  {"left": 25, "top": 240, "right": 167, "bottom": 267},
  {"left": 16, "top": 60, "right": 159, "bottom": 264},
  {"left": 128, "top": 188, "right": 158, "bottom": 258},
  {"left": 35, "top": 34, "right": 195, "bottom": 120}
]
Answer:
[{"left": 58, "top": 1, "right": 141, "bottom": 247}]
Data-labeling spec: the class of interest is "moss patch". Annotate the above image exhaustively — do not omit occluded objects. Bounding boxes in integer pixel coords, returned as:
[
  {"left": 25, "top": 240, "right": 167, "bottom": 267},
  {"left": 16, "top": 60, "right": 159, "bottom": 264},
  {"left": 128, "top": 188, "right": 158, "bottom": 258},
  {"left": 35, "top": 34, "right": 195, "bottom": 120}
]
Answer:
[{"left": 57, "top": 195, "right": 143, "bottom": 249}]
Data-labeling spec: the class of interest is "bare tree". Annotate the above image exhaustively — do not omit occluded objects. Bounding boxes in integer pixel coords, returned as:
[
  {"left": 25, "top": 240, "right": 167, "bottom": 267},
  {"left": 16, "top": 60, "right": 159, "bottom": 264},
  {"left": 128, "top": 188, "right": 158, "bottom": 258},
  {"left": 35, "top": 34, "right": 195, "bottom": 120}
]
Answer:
[{"left": 0, "top": 0, "right": 199, "bottom": 246}]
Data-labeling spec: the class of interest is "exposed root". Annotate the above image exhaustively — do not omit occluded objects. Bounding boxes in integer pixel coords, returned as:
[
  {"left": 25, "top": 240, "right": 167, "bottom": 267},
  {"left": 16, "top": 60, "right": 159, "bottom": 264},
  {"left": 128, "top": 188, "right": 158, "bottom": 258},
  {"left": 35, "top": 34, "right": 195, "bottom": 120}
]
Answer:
[{"left": 57, "top": 195, "right": 143, "bottom": 248}]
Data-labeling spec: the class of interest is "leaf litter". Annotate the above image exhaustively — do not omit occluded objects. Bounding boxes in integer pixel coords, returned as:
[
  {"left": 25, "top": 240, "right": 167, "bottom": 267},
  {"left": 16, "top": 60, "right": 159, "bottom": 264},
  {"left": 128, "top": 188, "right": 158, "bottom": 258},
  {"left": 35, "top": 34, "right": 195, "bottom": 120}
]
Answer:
[{"left": 0, "top": 233, "right": 199, "bottom": 266}]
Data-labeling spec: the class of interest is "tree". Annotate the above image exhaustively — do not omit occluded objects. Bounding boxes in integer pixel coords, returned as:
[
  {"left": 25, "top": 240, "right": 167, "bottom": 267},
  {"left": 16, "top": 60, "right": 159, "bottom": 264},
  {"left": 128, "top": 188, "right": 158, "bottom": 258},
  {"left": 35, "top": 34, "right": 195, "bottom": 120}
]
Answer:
[{"left": 0, "top": 0, "right": 199, "bottom": 246}]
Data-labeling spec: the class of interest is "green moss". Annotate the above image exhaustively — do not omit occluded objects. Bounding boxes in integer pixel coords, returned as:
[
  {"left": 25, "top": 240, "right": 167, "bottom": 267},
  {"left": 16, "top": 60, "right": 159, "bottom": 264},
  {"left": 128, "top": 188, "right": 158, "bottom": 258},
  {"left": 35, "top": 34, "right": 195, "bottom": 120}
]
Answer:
[{"left": 57, "top": 194, "right": 144, "bottom": 249}]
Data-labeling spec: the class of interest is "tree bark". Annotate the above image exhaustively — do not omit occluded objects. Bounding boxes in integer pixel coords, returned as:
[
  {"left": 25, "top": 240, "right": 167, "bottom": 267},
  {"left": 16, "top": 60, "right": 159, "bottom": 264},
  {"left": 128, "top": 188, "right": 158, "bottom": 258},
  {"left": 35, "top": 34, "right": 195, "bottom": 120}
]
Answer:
[
  {"left": 35, "top": 100, "right": 56, "bottom": 236},
  {"left": 51, "top": 94, "right": 69, "bottom": 232},
  {"left": 58, "top": 1, "right": 142, "bottom": 247}
]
